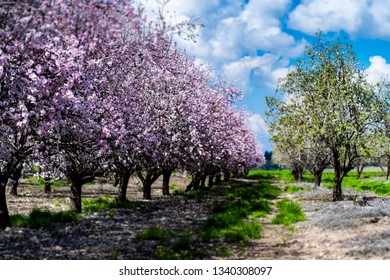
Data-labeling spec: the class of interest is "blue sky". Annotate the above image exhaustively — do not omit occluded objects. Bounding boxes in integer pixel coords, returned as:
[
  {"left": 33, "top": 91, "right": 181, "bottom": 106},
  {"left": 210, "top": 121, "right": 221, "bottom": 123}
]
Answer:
[{"left": 144, "top": 0, "right": 390, "bottom": 151}]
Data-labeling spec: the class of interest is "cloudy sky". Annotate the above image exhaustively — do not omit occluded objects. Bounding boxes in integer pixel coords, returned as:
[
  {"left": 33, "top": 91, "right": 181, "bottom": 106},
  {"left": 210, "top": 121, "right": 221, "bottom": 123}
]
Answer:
[{"left": 144, "top": 0, "right": 390, "bottom": 151}]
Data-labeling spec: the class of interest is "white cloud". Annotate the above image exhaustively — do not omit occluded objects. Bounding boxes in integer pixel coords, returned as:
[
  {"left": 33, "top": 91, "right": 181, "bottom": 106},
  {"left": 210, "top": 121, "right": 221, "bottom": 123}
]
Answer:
[
  {"left": 288, "top": 0, "right": 365, "bottom": 35},
  {"left": 365, "top": 56, "right": 390, "bottom": 84},
  {"left": 222, "top": 54, "right": 291, "bottom": 91},
  {"left": 247, "top": 113, "right": 269, "bottom": 135},
  {"left": 288, "top": 0, "right": 390, "bottom": 39}
]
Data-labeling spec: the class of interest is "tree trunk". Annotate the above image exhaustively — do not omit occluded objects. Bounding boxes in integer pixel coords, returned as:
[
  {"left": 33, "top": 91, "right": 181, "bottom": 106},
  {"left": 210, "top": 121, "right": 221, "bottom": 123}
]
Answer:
[
  {"left": 9, "top": 163, "right": 23, "bottom": 196},
  {"left": 357, "top": 163, "right": 364, "bottom": 179},
  {"left": 192, "top": 175, "right": 201, "bottom": 190},
  {"left": 162, "top": 169, "right": 172, "bottom": 196},
  {"left": 138, "top": 170, "right": 161, "bottom": 200},
  {"left": 9, "top": 180, "right": 18, "bottom": 196},
  {"left": 113, "top": 172, "right": 119, "bottom": 187},
  {"left": 292, "top": 168, "right": 303, "bottom": 183},
  {"left": 70, "top": 180, "right": 83, "bottom": 213},
  {"left": 387, "top": 164, "right": 390, "bottom": 180},
  {"left": 215, "top": 173, "right": 222, "bottom": 184},
  {"left": 44, "top": 177, "right": 52, "bottom": 193},
  {"left": 313, "top": 165, "right": 326, "bottom": 187},
  {"left": 185, "top": 172, "right": 201, "bottom": 192},
  {"left": 314, "top": 171, "right": 323, "bottom": 187},
  {"left": 0, "top": 175, "right": 11, "bottom": 229},
  {"left": 117, "top": 170, "right": 131, "bottom": 201},
  {"left": 223, "top": 171, "right": 230, "bottom": 182},
  {"left": 67, "top": 173, "right": 94, "bottom": 213},
  {"left": 200, "top": 174, "right": 207, "bottom": 189},
  {"left": 208, "top": 175, "right": 214, "bottom": 188},
  {"left": 333, "top": 163, "right": 344, "bottom": 201}
]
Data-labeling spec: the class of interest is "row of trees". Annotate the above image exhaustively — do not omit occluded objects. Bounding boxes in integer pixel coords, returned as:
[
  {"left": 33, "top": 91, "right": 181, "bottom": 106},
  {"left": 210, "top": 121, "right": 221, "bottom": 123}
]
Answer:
[
  {"left": 0, "top": 0, "right": 264, "bottom": 229},
  {"left": 266, "top": 33, "right": 389, "bottom": 201}
]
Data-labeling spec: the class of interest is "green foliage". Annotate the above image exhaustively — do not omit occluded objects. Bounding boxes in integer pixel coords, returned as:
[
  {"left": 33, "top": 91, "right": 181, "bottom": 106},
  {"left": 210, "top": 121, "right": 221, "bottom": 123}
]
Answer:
[
  {"left": 136, "top": 225, "right": 175, "bottom": 240},
  {"left": 271, "top": 198, "right": 305, "bottom": 230},
  {"left": 82, "top": 196, "right": 141, "bottom": 213},
  {"left": 10, "top": 208, "right": 80, "bottom": 228}
]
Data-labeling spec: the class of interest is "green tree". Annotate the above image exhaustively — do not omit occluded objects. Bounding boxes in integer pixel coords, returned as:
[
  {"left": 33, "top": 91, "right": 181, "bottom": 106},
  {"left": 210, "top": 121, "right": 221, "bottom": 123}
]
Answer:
[{"left": 268, "top": 33, "right": 377, "bottom": 201}]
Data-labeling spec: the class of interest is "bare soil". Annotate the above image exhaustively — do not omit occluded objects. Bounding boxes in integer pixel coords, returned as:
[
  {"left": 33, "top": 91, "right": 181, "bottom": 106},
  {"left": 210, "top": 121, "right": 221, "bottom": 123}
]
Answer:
[{"left": 1, "top": 175, "right": 390, "bottom": 260}]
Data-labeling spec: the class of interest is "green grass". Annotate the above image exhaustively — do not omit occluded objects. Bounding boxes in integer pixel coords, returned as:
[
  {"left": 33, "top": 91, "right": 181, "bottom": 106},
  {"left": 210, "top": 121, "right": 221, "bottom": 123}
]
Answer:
[
  {"left": 136, "top": 225, "right": 175, "bottom": 240},
  {"left": 271, "top": 198, "right": 306, "bottom": 230},
  {"left": 284, "top": 185, "right": 307, "bottom": 193},
  {"left": 82, "top": 195, "right": 142, "bottom": 213},
  {"left": 249, "top": 169, "right": 390, "bottom": 196},
  {"left": 201, "top": 180, "right": 279, "bottom": 242},
  {"left": 247, "top": 169, "right": 298, "bottom": 184},
  {"left": 22, "top": 177, "right": 69, "bottom": 189},
  {"left": 10, "top": 208, "right": 80, "bottom": 228},
  {"left": 307, "top": 171, "right": 390, "bottom": 196}
]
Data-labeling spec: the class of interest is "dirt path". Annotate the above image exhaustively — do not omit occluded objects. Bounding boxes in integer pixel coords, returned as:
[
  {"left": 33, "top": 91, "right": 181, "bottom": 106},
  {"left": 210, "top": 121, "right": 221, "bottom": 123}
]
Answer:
[{"left": 247, "top": 183, "right": 390, "bottom": 259}]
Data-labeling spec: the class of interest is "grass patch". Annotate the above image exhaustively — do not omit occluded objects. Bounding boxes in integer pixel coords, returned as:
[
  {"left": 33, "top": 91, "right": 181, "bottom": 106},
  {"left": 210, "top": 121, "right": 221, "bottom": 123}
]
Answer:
[
  {"left": 136, "top": 225, "right": 175, "bottom": 240},
  {"left": 201, "top": 180, "right": 278, "bottom": 242},
  {"left": 250, "top": 169, "right": 390, "bottom": 196},
  {"left": 10, "top": 208, "right": 80, "bottom": 228},
  {"left": 271, "top": 198, "right": 305, "bottom": 230},
  {"left": 247, "top": 169, "right": 298, "bottom": 184},
  {"left": 82, "top": 196, "right": 141, "bottom": 213},
  {"left": 22, "top": 177, "right": 68, "bottom": 189},
  {"left": 284, "top": 185, "right": 307, "bottom": 193}
]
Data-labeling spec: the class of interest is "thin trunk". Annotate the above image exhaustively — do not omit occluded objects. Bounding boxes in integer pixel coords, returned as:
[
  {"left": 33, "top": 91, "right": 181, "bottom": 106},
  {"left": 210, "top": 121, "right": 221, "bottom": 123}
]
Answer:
[
  {"left": 162, "top": 169, "right": 172, "bottom": 196},
  {"left": 215, "top": 173, "right": 222, "bottom": 184},
  {"left": 357, "top": 163, "right": 364, "bottom": 179},
  {"left": 292, "top": 168, "right": 303, "bottom": 183},
  {"left": 67, "top": 173, "right": 94, "bottom": 213},
  {"left": 10, "top": 179, "right": 18, "bottom": 196},
  {"left": 333, "top": 160, "right": 344, "bottom": 201},
  {"left": 387, "top": 164, "right": 390, "bottom": 180},
  {"left": 313, "top": 166, "right": 326, "bottom": 187},
  {"left": 117, "top": 170, "right": 131, "bottom": 201},
  {"left": 113, "top": 172, "right": 119, "bottom": 187},
  {"left": 185, "top": 172, "right": 201, "bottom": 192},
  {"left": 70, "top": 180, "right": 83, "bottom": 213},
  {"left": 192, "top": 175, "right": 201, "bottom": 190},
  {"left": 200, "top": 174, "right": 207, "bottom": 189},
  {"left": 0, "top": 175, "right": 11, "bottom": 229},
  {"left": 44, "top": 177, "right": 52, "bottom": 193},
  {"left": 314, "top": 171, "right": 323, "bottom": 187},
  {"left": 9, "top": 163, "right": 23, "bottom": 196},
  {"left": 208, "top": 175, "right": 214, "bottom": 188},
  {"left": 223, "top": 171, "right": 230, "bottom": 182},
  {"left": 138, "top": 171, "right": 161, "bottom": 200}
]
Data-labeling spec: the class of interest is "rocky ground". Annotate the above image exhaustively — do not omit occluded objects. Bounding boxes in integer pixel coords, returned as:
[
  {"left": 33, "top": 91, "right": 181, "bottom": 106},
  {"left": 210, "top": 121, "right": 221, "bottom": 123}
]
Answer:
[{"left": 1, "top": 175, "right": 390, "bottom": 260}]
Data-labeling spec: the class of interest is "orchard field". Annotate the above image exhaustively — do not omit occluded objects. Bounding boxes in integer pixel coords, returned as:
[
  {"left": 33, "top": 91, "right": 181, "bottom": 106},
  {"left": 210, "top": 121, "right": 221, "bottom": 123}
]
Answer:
[
  {"left": 1, "top": 0, "right": 390, "bottom": 261},
  {"left": 0, "top": 169, "right": 389, "bottom": 259}
]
